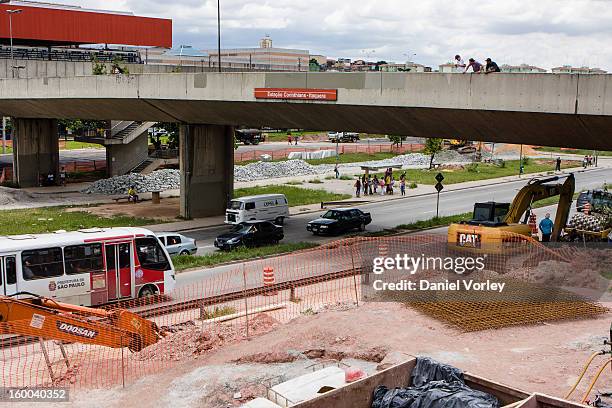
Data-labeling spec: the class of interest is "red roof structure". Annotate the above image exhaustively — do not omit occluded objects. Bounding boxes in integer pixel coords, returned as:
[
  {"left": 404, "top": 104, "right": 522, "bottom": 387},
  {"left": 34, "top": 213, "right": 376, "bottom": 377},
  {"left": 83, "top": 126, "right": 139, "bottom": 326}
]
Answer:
[{"left": 0, "top": 1, "right": 172, "bottom": 47}]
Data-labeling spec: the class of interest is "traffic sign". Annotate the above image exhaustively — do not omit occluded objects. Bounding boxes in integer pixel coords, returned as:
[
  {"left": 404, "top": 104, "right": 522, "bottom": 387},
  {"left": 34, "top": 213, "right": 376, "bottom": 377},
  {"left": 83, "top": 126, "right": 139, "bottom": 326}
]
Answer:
[
  {"left": 435, "top": 173, "right": 445, "bottom": 183},
  {"left": 435, "top": 182, "right": 444, "bottom": 192}
]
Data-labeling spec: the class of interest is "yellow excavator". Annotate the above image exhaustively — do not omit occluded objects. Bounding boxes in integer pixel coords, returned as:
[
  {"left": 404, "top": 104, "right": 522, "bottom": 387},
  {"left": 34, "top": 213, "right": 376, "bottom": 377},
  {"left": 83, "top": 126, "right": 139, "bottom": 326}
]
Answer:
[
  {"left": 448, "top": 174, "right": 575, "bottom": 253},
  {"left": 0, "top": 292, "right": 166, "bottom": 351}
]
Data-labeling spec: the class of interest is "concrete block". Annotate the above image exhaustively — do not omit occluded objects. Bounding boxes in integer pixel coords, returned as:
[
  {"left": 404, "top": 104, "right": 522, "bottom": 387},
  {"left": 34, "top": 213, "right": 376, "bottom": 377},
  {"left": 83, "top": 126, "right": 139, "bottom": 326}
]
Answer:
[
  {"left": 269, "top": 366, "right": 347, "bottom": 407},
  {"left": 241, "top": 398, "right": 282, "bottom": 408}
]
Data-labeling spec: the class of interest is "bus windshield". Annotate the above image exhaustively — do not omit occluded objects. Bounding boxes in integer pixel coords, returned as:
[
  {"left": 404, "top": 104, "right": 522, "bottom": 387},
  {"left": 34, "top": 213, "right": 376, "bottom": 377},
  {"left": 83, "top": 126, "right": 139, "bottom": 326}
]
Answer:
[{"left": 228, "top": 201, "right": 243, "bottom": 210}]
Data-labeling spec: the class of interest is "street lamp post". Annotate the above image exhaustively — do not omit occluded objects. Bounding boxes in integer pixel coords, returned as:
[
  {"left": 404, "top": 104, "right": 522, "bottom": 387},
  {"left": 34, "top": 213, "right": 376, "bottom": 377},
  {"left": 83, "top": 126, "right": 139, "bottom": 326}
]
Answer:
[
  {"left": 217, "top": 0, "right": 221, "bottom": 73},
  {"left": 6, "top": 9, "right": 23, "bottom": 78}
]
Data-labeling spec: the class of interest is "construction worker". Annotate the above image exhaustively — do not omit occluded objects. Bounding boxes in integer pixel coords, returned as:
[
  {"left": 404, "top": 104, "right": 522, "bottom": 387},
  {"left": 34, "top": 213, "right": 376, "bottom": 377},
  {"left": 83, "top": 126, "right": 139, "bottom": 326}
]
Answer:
[{"left": 539, "top": 213, "right": 554, "bottom": 242}]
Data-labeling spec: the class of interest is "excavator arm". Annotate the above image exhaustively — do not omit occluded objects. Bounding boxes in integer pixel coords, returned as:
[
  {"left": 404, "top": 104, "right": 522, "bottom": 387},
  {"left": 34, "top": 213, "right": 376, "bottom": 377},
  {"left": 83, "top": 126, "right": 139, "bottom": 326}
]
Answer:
[
  {"left": 503, "top": 174, "right": 575, "bottom": 241},
  {"left": 0, "top": 295, "right": 164, "bottom": 352}
]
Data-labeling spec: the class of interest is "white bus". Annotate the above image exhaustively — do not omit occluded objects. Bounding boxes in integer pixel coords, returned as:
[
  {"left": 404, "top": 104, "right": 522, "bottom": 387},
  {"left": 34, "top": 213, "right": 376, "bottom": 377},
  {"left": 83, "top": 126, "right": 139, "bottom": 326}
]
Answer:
[
  {"left": 0, "top": 227, "right": 175, "bottom": 306},
  {"left": 225, "top": 194, "right": 289, "bottom": 225}
]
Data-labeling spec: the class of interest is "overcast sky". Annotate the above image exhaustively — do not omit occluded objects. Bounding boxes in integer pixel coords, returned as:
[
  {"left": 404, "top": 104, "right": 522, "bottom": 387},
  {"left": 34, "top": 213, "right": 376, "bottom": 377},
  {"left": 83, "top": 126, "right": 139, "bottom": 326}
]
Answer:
[{"left": 59, "top": 0, "right": 612, "bottom": 70}]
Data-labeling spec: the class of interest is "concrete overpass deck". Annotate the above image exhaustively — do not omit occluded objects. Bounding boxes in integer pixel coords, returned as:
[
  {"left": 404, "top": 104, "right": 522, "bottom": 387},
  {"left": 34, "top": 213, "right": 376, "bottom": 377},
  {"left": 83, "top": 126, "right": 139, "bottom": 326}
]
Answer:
[{"left": 0, "top": 72, "right": 610, "bottom": 150}]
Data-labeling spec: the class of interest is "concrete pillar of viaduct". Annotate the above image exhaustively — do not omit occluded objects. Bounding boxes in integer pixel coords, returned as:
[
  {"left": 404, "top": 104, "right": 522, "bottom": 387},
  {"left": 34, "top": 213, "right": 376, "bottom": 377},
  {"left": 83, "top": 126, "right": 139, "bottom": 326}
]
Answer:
[
  {"left": 180, "top": 124, "right": 234, "bottom": 219},
  {"left": 12, "top": 118, "right": 59, "bottom": 188}
]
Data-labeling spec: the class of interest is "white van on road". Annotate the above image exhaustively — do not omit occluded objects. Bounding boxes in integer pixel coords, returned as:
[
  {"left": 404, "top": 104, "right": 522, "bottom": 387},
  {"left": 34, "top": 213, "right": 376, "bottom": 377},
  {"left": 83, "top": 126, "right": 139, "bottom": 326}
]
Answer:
[{"left": 225, "top": 194, "right": 289, "bottom": 225}]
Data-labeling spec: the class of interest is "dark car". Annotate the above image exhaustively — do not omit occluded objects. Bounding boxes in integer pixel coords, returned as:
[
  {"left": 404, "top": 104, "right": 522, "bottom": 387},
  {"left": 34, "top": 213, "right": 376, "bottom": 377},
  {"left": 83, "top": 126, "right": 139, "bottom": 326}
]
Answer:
[
  {"left": 214, "top": 221, "right": 284, "bottom": 250},
  {"left": 235, "top": 129, "right": 264, "bottom": 145},
  {"left": 307, "top": 208, "right": 372, "bottom": 235}
]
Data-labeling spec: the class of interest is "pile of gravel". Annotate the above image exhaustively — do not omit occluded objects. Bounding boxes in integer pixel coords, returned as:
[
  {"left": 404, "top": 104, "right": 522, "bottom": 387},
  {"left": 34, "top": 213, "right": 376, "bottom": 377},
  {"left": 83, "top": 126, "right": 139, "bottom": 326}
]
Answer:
[
  {"left": 82, "top": 169, "right": 180, "bottom": 195},
  {"left": 235, "top": 160, "right": 330, "bottom": 182}
]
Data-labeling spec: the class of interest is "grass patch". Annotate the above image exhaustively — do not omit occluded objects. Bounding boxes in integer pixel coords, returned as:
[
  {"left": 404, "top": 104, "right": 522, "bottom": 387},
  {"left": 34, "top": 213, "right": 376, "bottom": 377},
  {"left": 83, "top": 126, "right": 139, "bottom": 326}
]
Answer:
[
  {"left": 172, "top": 242, "right": 319, "bottom": 271},
  {"left": 0, "top": 206, "right": 160, "bottom": 235},
  {"left": 339, "top": 175, "right": 353, "bottom": 180},
  {"left": 264, "top": 131, "right": 322, "bottom": 142},
  {"left": 403, "top": 159, "right": 580, "bottom": 185},
  {"left": 234, "top": 185, "right": 350, "bottom": 207},
  {"left": 534, "top": 147, "right": 612, "bottom": 157},
  {"left": 284, "top": 181, "right": 303, "bottom": 185},
  {"left": 62, "top": 141, "right": 103, "bottom": 150},
  {"left": 308, "top": 179, "right": 324, "bottom": 184},
  {"left": 396, "top": 213, "right": 472, "bottom": 230},
  {"left": 201, "top": 306, "right": 237, "bottom": 320},
  {"left": 306, "top": 152, "right": 397, "bottom": 165}
]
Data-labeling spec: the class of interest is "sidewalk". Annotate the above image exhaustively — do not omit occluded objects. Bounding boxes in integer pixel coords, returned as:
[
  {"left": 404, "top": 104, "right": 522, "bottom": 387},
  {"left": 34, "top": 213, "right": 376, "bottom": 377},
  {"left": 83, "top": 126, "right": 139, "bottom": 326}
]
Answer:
[{"left": 149, "top": 164, "right": 607, "bottom": 233}]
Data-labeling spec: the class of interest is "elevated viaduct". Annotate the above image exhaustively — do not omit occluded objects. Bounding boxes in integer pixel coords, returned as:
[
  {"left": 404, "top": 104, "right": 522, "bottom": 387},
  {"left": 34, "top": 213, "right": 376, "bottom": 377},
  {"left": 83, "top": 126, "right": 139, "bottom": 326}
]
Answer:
[{"left": 0, "top": 72, "right": 611, "bottom": 217}]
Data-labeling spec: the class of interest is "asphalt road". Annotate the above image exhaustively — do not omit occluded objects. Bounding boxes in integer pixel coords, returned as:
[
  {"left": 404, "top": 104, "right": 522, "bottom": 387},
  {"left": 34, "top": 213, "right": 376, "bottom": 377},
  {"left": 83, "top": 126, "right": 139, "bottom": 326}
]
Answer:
[{"left": 181, "top": 167, "right": 612, "bottom": 256}]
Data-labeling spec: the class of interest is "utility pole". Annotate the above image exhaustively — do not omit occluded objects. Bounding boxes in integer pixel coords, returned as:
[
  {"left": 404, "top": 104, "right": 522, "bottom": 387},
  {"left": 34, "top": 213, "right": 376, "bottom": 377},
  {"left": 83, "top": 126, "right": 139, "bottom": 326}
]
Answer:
[
  {"left": 518, "top": 144, "right": 524, "bottom": 177},
  {"left": 2, "top": 117, "right": 6, "bottom": 154},
  {"left": 217, "top": 0, "right": 221, "bottom": 73},
  {"left": 7, "top": 9, "right": 23, "bottom": 79}
]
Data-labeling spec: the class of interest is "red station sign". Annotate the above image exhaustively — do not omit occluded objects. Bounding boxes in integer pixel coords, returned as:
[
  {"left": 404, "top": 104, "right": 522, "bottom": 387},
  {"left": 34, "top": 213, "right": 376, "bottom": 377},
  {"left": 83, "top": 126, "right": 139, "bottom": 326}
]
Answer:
[{"left": 254, "top": 88, "right": 338, "bottom": 101}]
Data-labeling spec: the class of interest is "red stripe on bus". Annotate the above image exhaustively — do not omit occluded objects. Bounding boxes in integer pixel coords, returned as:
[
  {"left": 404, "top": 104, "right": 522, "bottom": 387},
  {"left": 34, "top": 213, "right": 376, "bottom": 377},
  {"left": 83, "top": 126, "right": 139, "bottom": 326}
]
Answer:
[{"left": 84, "top": 235, "right": 134, "bottom": 242}]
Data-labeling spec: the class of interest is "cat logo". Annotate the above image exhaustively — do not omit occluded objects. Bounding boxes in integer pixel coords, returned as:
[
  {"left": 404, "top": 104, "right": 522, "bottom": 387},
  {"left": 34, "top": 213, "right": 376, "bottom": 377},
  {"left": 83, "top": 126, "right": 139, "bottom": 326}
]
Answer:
[{"left": 458, "top": 233, "right": 481, "bottom": 248}]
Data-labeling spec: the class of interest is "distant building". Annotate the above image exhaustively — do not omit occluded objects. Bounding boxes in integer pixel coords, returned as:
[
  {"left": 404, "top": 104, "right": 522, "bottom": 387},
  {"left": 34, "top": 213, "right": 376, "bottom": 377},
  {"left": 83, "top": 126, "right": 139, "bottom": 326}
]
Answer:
[
  {"left": 551, "top": 65, "right": 607, "bottom": 74},
  {"left": 500, "top": 64, "right": 547, "bottom": 73},
  {"left": 380, "top": 61, "right": 431, "bottom": 73},
  {"left": 438, "top": 63, "right": 462, "bottom": 73},
  {"left": 145, "top": 36, "right": 324, "bottom": 72}
]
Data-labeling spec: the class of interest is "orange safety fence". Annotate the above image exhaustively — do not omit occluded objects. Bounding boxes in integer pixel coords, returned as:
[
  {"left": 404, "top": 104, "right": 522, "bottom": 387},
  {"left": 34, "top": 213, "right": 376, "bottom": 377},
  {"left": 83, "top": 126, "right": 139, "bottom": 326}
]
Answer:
[
  {"left": 0, "top": 234, "right": 608, "bottom": 390},
  {"left": 234, "top": 144, "right": 425, "bottom": 163}
]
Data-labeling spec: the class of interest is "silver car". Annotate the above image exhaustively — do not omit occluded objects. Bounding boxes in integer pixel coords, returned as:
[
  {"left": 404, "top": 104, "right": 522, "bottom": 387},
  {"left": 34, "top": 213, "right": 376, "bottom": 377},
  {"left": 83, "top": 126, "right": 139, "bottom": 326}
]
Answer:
[{"left": 155, "top": 232, "right": 197, "bottom": 256}]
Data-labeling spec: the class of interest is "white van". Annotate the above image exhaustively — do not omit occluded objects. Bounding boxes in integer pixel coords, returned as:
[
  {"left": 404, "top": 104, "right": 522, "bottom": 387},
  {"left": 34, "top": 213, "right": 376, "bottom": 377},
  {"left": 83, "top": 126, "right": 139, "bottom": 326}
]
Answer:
[{"left": 225, "top": 194, "right": 289, "bottom": 225}]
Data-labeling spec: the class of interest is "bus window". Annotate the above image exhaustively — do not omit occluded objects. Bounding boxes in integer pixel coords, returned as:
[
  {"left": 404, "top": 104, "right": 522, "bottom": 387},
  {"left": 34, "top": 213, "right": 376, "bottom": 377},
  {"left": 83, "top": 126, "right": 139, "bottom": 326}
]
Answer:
[
  {"left": 135, "top": 238, "right": 170, "bottom": 271},
  {"left": 65, "top": 244, "right": 104, "bottom": 275},
  {"left": 5, "top": 257, "right": 16, "bottom": 285},
  {"left": 119, "top": 243, "right": 131, "bottom": 269},
  {"left": 22, "top": 248, "right": 64, "bottom": 280}
]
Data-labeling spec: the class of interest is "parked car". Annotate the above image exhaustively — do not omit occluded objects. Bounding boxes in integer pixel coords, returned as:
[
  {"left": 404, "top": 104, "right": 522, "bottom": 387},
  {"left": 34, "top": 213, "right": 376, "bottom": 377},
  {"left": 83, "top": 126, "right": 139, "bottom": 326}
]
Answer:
[
  {"left": 327, "top": 132, "right": 360, "bottom": 143},
  {"left": 307, "top": 208, "right": 372, "bottom": 235},
  {"left": 214, "top": 221, "right": 284, "bottom": 250},
  {"left": 226, "top": 194, "right": 289, "bottom": 225},
  {"left": 155, "top": 232, "right": 197, "bottom": 256}
]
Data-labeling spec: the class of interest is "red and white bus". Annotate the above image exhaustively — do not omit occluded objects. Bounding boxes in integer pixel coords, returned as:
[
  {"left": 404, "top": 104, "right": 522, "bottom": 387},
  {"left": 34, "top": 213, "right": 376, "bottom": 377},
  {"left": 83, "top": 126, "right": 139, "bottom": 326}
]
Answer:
[{"left": 0, "top": 227, "right": 175, "bottom": 306}]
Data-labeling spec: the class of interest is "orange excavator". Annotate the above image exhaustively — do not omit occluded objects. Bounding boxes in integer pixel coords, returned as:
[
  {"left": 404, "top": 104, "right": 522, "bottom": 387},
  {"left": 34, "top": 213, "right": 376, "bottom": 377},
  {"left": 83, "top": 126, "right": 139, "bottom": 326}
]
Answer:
[{"left": 0, "top": 293, "right": 165, "bottom": 352}]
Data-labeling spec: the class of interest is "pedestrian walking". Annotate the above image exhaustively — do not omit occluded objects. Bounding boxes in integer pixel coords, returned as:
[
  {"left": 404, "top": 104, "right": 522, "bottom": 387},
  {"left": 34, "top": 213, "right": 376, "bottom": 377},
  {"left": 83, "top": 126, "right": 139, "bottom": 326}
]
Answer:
[
  {"left": 464, "top": 58, "right": 482, "bottom": 73},
  {"left": 287, "top": 133, "right": 292, "bottom": 145},
  {"left": 588, "top": 155, "right": 593, "bottom": 166},
  {"left": 555, "top": 157, "right": 561, "bottom": 172},
  {"left": 373, "top": 175, "right": 379, "bottom": 193},
  {"left": 334, "top": 164, "right": 340, "bottom": 179},
  {"left": 128, "top": 186, "right": 139, "bottom": 203},
  {"left": 59, "top": 167, "right": 67, "bottom": 186},
  {"left": 400, "top": 178, "right": 406, "bottom": 196},
  {"left": 294, "top": 135, "right": 299, "bottom": 145},
  {"left": 379, "top": 177, "right": 385, "bottom": 196},
  {"left": 367, "top": 175, "right": 373, "bottom": 195},
  {"left": 354, "top": 178, "right": 361, "bottom": 198},
  {"left": 484, "top": 58, "right": 501, "bottom": 74},
  {"left": 361, "top": 174, "right": 367, "bottom": 195},
  {"left": 539, "top": 213, "right": 554, "bottom": 242},
  {"left": 583, "top": 155, "right": 588, "bottom": 169}
]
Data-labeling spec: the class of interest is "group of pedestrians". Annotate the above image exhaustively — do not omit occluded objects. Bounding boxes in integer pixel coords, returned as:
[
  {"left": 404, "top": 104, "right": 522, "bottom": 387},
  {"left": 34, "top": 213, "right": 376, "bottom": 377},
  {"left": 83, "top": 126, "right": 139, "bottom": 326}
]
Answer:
[
  {"left": 354, "top": 169, "right": 408, "bottom": 197},
  {"left": 40, "top": 167, "right": 67, "bottom": 187},
  {"left": 582, "top": 155, "right": 595, "bottom": 168},
  {"left": 287, "top": 133, "right": 299, "bottom": 145},
  {"left": 454, "top": 55, "right": 500, "bottom": 74}
]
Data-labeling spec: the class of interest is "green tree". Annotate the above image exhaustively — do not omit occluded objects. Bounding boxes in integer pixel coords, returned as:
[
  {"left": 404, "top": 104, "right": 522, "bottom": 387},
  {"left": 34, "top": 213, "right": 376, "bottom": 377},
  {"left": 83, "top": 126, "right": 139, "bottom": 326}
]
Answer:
[
  {"left": 388, "top": 135, "right": 407, "bottom": 147},
  {"left": 91, "top": 56, "right": 107, "bottom": 75},
  {"left": 111, "top": 56, "right": 129, "bottom": 74},
  {"left": 424, "top": 138, "right": 443, "bottom": 169}
]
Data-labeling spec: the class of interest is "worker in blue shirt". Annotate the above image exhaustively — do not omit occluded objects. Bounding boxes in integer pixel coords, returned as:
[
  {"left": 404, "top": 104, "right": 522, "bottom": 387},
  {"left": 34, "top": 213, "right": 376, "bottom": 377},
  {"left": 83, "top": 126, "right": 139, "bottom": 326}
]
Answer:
[{"left": 539, "top": 213, "right": 554, "bottom": 242}]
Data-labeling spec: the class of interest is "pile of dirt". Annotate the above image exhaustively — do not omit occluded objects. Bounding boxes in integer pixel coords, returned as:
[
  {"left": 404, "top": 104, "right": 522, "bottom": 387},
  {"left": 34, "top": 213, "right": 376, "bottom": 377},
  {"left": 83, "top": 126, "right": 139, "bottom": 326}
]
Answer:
[{"left": 134, "top": 314, "right": 279, "bottom": 362}]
